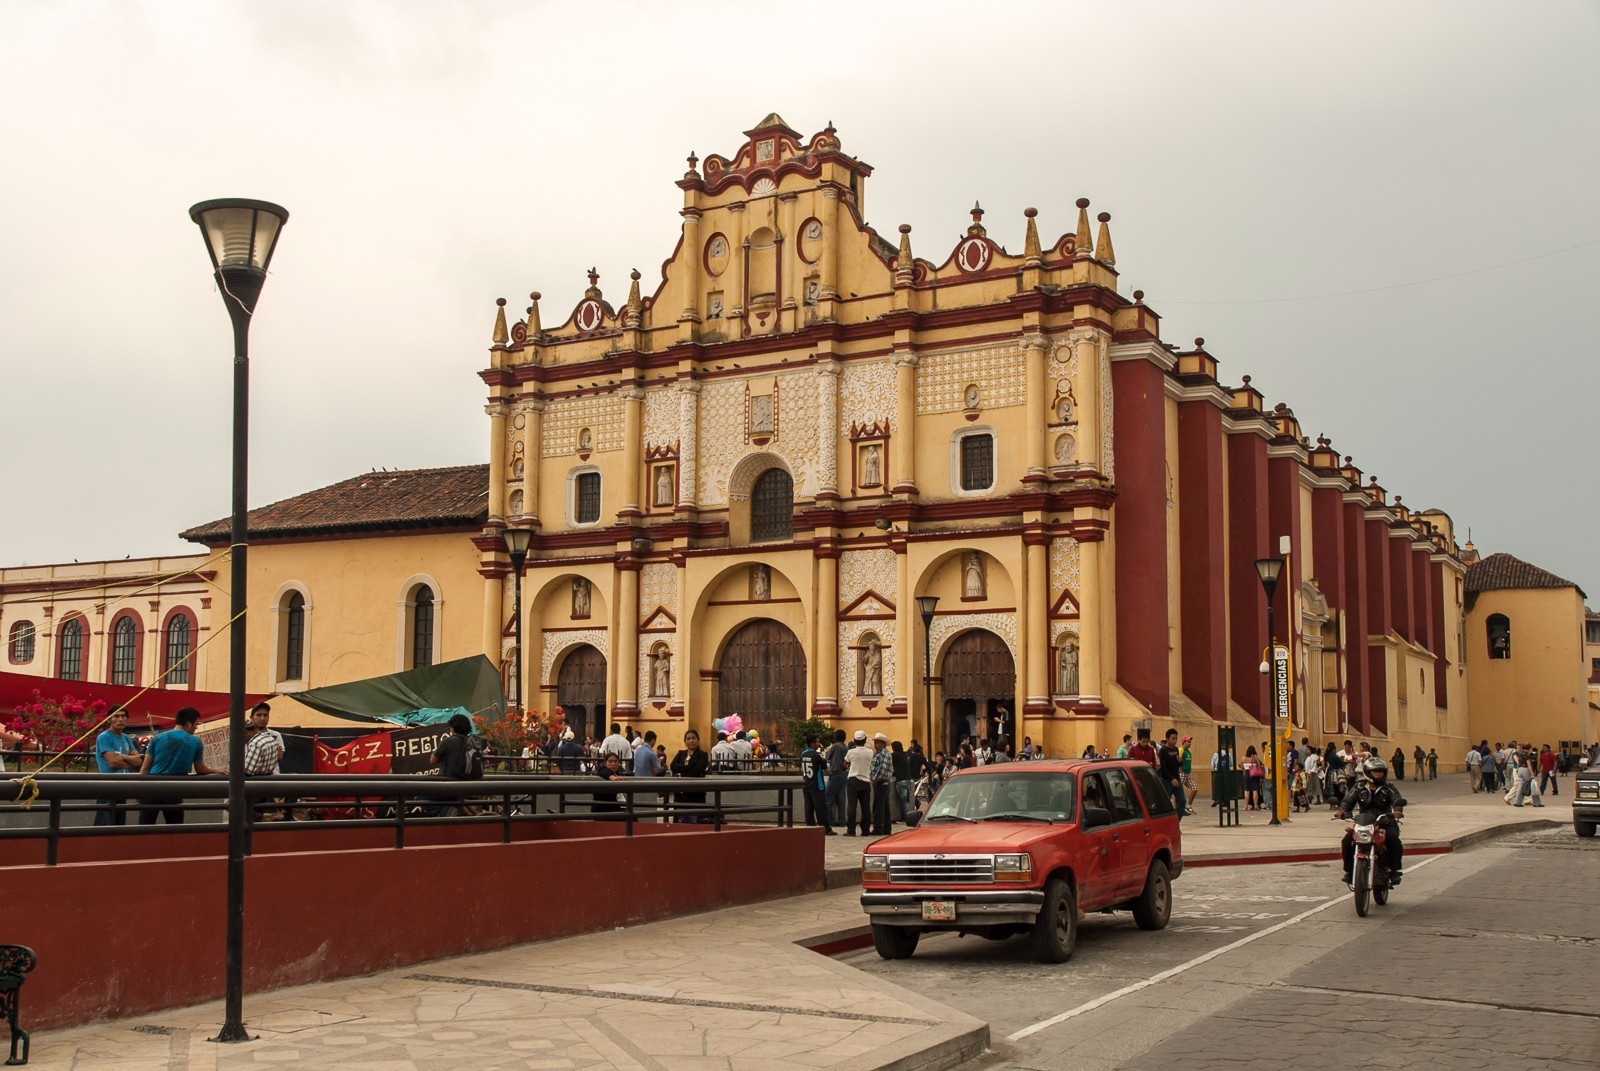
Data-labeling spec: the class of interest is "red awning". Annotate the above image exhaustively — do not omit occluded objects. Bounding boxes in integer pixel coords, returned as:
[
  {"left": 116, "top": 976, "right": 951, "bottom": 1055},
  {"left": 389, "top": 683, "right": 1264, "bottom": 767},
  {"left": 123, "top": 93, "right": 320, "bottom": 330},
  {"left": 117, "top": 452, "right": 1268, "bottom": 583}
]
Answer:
[{"left": 0, "top": 670, "right": 268, "bottom": 729}]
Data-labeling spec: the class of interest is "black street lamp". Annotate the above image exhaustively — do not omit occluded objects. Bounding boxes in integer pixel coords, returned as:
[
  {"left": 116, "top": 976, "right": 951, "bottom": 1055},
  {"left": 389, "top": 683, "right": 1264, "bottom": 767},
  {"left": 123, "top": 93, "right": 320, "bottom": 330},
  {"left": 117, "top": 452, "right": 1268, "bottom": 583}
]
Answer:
[
  {"left": 916, "top": 596, "right": 939, "bottom": 752},
  {"left": 503, "top": 527, "right": 534, "bottom": 711},
  {"left": 1254, "top": 556, "right": 1286, "bottom": 828},
  {"left": 189, "top": 197, "right": 288, "bottom": 1043}
]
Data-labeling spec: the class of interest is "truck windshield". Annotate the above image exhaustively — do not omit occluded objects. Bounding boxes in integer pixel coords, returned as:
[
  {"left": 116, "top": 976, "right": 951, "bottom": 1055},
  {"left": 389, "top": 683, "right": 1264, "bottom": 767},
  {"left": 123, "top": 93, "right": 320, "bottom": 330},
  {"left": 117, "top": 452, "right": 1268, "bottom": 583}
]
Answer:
[{"left": 925, "top": 772, "right": 1078, "bottom": 824}]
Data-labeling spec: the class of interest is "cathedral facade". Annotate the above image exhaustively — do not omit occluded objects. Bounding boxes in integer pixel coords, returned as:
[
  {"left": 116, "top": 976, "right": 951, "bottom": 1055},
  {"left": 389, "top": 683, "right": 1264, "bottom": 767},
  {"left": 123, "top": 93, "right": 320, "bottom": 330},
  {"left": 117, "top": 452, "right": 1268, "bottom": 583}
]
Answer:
[{"left": 471, "top": 114, "right": 1473, "bottom": 759}]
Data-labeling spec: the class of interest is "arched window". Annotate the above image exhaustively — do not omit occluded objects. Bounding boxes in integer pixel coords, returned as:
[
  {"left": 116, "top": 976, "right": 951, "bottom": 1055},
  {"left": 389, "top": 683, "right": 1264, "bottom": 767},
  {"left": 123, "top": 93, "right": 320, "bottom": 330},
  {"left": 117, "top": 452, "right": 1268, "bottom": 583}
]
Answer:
[
  {"left": 1486, "top": 613, "right": 1510, "bottom": 659},
  {"left": 163, "top": 613, "right": 193, "bottom": 686},
  {"left": 750, "top": 467, "right": 794, "bottom": 542},
  {"left": 285, "top": 592, "right": 306, "bottom": 680},
  {"left": 958, "top": 431, "right": 995, "bottom": 491},
  {"left": 8, "top": 621, "right": 34, "bottom": 665},
  {"left": 411, "top": 586, "right": 435, "bottom": 669},
  {"left": 110, "top": 615, "right": 139, "bottom": 686},
  {"left": 58, "top": 618, "right": 84, "bottom": 681}
]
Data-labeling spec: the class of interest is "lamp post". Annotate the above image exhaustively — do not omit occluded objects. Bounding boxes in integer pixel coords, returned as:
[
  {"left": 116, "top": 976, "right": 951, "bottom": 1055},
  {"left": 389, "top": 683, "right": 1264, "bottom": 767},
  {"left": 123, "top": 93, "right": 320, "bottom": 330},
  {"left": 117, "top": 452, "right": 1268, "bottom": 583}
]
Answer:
[
  {"left": 189, "top": 198, "right": 288, "bottom": 1043},
  {"left": 1254, "top": 557, "right": 1285, "bottom": 828},
  {"left": 503, "top": 527, "right": 533, "bottom": 711},
  {"left": 916, "top": 596, "right": 939, "bottom": 752}
]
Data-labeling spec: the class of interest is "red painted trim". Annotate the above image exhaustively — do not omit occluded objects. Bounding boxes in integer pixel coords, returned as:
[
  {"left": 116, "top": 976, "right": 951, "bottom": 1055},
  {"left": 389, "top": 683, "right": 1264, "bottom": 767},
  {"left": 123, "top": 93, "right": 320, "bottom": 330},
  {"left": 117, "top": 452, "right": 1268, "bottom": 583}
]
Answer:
[{"left": 54, "top": 612, "right": 90, "bottom": 682}]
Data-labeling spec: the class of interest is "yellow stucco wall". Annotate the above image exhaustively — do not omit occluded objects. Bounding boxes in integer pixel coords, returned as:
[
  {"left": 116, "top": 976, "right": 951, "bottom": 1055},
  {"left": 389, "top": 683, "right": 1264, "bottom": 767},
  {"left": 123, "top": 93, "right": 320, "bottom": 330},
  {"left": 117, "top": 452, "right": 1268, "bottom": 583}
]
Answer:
[{"left": 1465, "top": 586, "right": 1592, "bottom": 750}]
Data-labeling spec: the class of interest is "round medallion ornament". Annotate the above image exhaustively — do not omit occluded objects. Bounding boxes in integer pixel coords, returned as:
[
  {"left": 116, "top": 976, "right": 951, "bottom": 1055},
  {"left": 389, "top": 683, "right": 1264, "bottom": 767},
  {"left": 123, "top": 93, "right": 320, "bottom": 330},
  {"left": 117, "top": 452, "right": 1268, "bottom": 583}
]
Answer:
[
  {"left": 956, "top": 237, "right": 992, "bottom": 273},
  {"left": 574, "top": 299, "right": 604, "bottom": 332},
  {"left": 705, "top": 233, "right": 730, "bottom": 277}
]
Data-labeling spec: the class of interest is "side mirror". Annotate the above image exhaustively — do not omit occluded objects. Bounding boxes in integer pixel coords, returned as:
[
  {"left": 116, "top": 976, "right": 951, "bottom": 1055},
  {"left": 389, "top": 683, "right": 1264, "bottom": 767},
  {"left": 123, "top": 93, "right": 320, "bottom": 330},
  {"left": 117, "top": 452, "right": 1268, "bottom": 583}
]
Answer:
[{"left": 1081, "top": 805, "right": 1112, "bottom": 830}]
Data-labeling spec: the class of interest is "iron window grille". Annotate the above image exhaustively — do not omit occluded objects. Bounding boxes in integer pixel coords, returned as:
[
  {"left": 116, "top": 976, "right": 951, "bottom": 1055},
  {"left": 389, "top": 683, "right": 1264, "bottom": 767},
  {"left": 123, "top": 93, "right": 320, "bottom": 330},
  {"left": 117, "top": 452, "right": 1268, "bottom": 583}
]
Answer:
[
  {"left": 58, "top": 619, "right": 83, "bottom": 681},
  {"left": 575, "top": 472, "right": 602, "bottom": 524},
  {"left": 412, "top": 587, "right": 435, "bottom": 669},
  {"left": 164, "top": 615, "right": 192, "bottom": 685},
  {"left": 751, "top": 468, "right": 794, "bottom": 542},
  {"left": 959, "top": 433, "right": 994, "bottom": 491},
  {"left": 285, "top": 593, "right": 306, "bottom": 680},
  {"left": 110, "top": 616, "right": 138, "bottom": 686},
  {"left": 8, "top": 621, "right": 34, "bottom": 665}
]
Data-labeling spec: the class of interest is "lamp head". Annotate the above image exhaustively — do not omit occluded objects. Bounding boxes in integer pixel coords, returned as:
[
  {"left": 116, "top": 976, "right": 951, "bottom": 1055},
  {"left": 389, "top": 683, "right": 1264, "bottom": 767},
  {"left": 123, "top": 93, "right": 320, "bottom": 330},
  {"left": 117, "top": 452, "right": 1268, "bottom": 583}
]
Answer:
[
  {"left": 503, "top": 526, "right": 534, "bottom": 565},
  {"left": 915, "top": 594, "right": 939, "bottom": 625},
  {"left": 1253, "top": 556, "right": 1285, "bottom": 598},
  {"left": 189, "top": 198, "right": 289, "bottom": 322}
]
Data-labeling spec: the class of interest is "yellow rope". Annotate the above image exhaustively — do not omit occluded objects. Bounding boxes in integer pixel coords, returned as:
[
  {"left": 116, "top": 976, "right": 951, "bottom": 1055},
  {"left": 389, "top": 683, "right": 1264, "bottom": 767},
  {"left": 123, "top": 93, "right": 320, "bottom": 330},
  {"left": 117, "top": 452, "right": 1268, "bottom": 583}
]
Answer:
[{"left": 6, "top": 607, "right": 247, "bottom": 808}]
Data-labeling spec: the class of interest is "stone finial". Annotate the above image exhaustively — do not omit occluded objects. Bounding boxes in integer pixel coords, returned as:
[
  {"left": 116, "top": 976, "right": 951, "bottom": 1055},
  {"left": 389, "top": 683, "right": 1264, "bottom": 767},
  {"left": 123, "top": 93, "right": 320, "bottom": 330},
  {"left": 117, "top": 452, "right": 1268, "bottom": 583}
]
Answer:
[
  {"left": 585, "top": 268, "right": 601, "bottom": 299},
  {"left": 1194, "top": 337, "right": 1205, "bottom": 350},
  {"left": 525, "top": 292, "right": 542, "bottom": 336},
  {"left": 492, "top": 297, "right": 509, "bottom": 344},
  {"left": 895, "top": 224, "right": 914, "bottom": 286},
  {"left": 1074, "top": 198, "right": 1093, "bottom": 256},
  {"left": 1241, "top": 374, "right": 1252, "bottom": 385},
  {"left": 627, "top": 269, "right": 642, "bottom": 311},
  {"left": 1095, "top": 211, "right": 1116, "bottom": 266},
  {"left": 1023, "top": 207, "right": 1042, "bottom": 263},
  {"left": 967, "top": 201, "right": 987, "bottom": 238},
  {"left": 1133, "top": 289, "right": 1145, "bottom": 304}
]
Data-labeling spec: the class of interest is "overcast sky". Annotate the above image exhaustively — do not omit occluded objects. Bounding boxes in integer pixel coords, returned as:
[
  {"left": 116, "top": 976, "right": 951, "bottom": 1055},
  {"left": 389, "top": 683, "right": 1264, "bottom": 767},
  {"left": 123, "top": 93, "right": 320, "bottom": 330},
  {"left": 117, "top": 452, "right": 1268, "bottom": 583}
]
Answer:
[{"left": 3, "top": 1, "right": 1596, "bottom": 595}]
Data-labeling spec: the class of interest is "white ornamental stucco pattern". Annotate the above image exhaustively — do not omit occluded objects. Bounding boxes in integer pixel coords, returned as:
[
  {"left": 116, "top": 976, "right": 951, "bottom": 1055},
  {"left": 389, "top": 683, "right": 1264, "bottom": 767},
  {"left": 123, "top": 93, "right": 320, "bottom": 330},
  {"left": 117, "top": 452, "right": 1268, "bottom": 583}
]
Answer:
[
  {"left": 914, "top": 342, "right": 1026, "bottom": 415},
  {"left": 929, "top": 613, "right": 1018, "bottom": 664},
  {"left": 642, "top": 388, "right": 678, "bottom": 450},
  {"left": 838, "top": 620, "right": 896, "bottom": 707},
  {"left": 697, "top": 373, "right": 820, "bottom": 504},
  {"left": 1046, "top": 338, "right": 1080, "bottom": 386},
  {"left": 1100, "top": 348, "right": 1115, "bottom": 479},
  {"left": 541, "top": 629, "right": 608, "bottom": 684},
  {"left": 1048, "top": 537, "right": 1081, "bottom": 608},
  {"left": 638, "top": 562, "right": 678, "bottom": 622},
  {"left": 839, "top": 548, "right": 897, "bottom": 606},
  {"left": 541, "top": 396, "right": 624, "bottom": 457},
  {"left": 838, "top": 360, "right": 898, "bottom": 435}
]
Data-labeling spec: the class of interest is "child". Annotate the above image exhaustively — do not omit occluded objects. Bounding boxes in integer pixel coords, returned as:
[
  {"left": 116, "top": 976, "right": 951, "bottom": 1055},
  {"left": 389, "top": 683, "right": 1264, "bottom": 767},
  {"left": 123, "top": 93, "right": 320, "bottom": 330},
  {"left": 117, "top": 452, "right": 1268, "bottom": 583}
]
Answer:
[{"left": 1290, "top": 767, "right": 1309, "bottom": 813}]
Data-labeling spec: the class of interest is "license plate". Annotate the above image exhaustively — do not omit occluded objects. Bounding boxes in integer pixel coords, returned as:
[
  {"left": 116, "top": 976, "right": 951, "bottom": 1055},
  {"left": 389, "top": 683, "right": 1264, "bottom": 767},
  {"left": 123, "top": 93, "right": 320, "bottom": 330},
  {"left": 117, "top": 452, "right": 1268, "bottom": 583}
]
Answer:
[
  {"left": 921, "top": 900, "right": 956, "bottom": 921},
  {"left": 1580, "top": 786, "right": 1598, "bottom": 799}
]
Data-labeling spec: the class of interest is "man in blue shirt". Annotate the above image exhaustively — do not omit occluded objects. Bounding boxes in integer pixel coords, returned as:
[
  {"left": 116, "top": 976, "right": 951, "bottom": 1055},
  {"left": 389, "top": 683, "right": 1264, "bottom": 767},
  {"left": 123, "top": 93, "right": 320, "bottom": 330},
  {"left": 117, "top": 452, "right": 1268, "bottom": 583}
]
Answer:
[
  {"left": 632, "top": 730, "right": 661, "bottom": 777},
  {"left": 94, "top": 705, "right": 142, "bottom": 826},
  {"left": 799, "top": 734, "right": 834, "bottom": 834},
  {"left": 137, "top": 706, "right": 223, "bottom": 824}
]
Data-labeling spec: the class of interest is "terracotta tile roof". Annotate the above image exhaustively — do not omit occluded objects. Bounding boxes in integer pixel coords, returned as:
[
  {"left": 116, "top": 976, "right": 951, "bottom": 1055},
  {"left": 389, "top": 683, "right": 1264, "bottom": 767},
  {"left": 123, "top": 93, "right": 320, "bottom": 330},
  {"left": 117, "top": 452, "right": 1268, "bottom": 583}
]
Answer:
[
  {"left": 180, "top": 464, "right": 488, "bottom": 544},
  {"left": 1464, "top": 552, "right": 1581, "bottom": 595}
]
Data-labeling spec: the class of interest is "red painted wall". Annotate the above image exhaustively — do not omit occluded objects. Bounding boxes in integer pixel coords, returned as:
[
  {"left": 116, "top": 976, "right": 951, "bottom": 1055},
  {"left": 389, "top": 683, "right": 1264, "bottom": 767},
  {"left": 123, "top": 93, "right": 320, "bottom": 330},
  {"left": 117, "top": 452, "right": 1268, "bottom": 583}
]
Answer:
[
  {"left": 1111, "top": 358, "right": 1170, "bottom": 717},
  {"left": 1227, "top": 432, "right": 1270, "bottom": 721},
  {"left": 1177, "top": 400, "right": 1227, "bottom": 719},
  {"left": 6, "top": 823, "right": 823, "bottom": 1031},
  {"left": 1389, "top": 530, "right": 1414, "bottom": 642},
  {"left": 1364, "top": 516, "right": 1393, "bottom": 735},
  {"left": 1266, "top": 453, "right": 1303, "bottom": 663},
  {"left": 1430, "top": 561, "right": 1450, "bottom": 704},
  {"left": 1411, "top": 547, "right": 1433, "bottom": 654},
  {"left": 1341, "top": 499, "right": 1371, "bottom": 735}
]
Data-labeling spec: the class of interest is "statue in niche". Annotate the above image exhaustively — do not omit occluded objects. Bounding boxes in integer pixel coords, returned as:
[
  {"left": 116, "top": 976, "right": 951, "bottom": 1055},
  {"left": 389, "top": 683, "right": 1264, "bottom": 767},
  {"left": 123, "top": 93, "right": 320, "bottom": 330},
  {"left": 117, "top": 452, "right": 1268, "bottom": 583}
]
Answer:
[
  {"left": 963, "top": 384, "right": 980, "bottom": 410},
  {"left": 1058, "top": 640, "right": 1079, "bottom": 696},
  {"left": 654, "top": 464, "right": 675, "bottom": 507},
  {"left": 651, "top": 647, "right": 671, "bottom": 697},
  {"left": 509, "top": 489, "right": 524, "bottom": 516},
  {"left": 859, "top": 637, "right": 883, "bottom": 697},
  {"left": 708, "top": 295, "right": 724, "bottom": 318},
  {"left": 963, "top": 552, "right": 986, "bottom": 599},
  {"left": 571, "top": 577, "right": 591, "bottom": 618},
  {"left": 577, "top": 428, "right": 592, "bottom": 452},
  {"left": 861, "top": 444, "right": 881, "bottom": 487},
  {"left": 751, "top": 563, "right": 771, "bottom": 601},
  {"left": 1056, "top": 397, "right": 1073, "bottom": 423},
  {"left": 805, "top": 279, "right": 820, "bottom": 305},
  {"left": 512, "top": 457, "right": 524, "bottom": 478},
  {"left": 750, "top": 395, "right": 774, "bottom": 436}
]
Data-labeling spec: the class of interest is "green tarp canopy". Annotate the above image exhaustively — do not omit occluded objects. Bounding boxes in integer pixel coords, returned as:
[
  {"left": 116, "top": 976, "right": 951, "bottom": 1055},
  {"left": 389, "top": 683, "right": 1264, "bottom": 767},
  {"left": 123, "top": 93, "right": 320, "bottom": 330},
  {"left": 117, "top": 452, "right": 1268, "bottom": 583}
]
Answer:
[{"left": 288, "top": 655, "right": 506, "bottom": 727}]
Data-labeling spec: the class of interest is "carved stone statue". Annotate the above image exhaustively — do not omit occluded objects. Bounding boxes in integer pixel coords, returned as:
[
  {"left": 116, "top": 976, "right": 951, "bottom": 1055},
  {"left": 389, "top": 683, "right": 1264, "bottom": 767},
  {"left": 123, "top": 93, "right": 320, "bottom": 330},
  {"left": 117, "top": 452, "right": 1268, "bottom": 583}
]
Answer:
[
  {"left": 651, "top": 647, "right": 671, "bottom": 697},
  {"left": 571, "top": 577, "right": 591, "bottom": 618},
  {"left": 751, "top": 563, "right": 771, "bottom": 601},
  {"left": 860, "top": 637, "right": 883, "bottom": 697},
  {"left": 1058, "top": 640, "right": 1079, "bottom": 696},
  {"left": 1056, "top": 397, "right": 1073, "bottom": 423},
  {"left": 963, "top": 384, "right": 980, "bottom": 410},
  {"left": 861, "top": 444, "right": 881, "bottom": 487},
  {"left": 654, "top": 464, "right": 674, "bottom": 507},
  {"left": 963, "top": 552, "right": 986, "bottom": 599},
  {"left": 578, "top": 428, "right": 592, "bottom": 452}
]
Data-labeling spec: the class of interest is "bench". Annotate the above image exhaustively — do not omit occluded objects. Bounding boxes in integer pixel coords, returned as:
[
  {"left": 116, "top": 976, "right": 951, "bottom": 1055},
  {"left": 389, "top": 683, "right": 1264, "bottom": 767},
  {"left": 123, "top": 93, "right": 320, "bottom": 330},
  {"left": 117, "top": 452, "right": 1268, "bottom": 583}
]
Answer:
[{"left": 0, "top": 945, "right": 34, "bottom": 1065}]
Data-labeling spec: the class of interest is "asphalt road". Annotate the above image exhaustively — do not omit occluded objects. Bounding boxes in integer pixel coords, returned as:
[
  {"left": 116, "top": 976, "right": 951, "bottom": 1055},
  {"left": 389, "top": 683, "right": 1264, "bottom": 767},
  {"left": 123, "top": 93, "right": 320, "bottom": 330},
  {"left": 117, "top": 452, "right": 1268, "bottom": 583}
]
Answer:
[{"left": 843, "top": 824, "right": 1600, "bottom": 1070}]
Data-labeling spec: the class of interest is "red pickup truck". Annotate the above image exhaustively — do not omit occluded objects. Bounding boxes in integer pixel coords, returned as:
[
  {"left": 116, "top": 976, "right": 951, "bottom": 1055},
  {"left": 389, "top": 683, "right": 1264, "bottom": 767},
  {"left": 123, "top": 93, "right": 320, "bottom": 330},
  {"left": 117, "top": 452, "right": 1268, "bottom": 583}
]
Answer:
[{"left": 860, "top": 758, "right": 1183, "bottom": 962}]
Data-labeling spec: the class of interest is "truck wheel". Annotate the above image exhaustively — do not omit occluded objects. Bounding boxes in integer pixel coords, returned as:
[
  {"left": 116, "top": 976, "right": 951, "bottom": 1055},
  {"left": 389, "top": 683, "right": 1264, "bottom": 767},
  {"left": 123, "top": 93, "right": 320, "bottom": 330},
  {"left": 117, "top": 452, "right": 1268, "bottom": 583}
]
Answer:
[
  {"left": 871, "top": 924, "right": 919, "bottom": 960},
  {"left": 1031, "top": 877, "right": 1078, "bottom": 963},
  {"left": 1577, "top": 821, "right": 1597, "bottom": 839},
  {"left": 1132, "top": 860, "right": 1172, "bottom": 931}
]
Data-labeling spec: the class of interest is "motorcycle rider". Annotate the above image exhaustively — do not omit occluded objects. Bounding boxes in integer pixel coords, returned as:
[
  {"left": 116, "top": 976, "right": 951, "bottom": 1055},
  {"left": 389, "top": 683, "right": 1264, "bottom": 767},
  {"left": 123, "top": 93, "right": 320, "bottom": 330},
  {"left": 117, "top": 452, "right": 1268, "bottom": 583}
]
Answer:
[{"left": 1338, "top": 757, "right": 1406, "bottom": 887}]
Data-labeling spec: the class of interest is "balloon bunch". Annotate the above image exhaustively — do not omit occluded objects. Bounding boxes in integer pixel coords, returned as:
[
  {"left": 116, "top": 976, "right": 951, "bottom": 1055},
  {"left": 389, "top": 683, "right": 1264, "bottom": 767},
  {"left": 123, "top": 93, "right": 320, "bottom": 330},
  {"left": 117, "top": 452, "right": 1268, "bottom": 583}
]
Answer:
[{"left": 712, "top": 713, "right": 744, "bottom": 736}]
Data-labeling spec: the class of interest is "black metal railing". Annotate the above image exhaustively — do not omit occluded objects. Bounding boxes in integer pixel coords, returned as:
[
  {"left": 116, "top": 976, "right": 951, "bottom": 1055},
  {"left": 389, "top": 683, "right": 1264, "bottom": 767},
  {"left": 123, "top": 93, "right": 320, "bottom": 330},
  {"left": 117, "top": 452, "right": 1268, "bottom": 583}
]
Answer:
[{"left": 0, "top": 773, "right": 802, "bottom": 866}]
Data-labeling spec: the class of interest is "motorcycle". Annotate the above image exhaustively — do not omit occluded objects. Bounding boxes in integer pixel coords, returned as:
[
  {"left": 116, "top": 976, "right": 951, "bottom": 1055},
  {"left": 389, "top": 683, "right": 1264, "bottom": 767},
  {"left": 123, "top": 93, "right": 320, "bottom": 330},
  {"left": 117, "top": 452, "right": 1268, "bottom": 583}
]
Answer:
[{"left": 1341, "top": 811, "right": 1400, "bottom": 916}]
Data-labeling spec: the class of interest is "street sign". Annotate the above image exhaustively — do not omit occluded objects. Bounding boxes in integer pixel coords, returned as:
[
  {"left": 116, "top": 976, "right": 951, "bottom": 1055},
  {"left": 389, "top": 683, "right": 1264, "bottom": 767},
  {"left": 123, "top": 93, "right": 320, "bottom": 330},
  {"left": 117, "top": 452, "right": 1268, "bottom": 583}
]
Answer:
[{"left": 1272, "top": 643, "right": 1291, "bottom": 721}]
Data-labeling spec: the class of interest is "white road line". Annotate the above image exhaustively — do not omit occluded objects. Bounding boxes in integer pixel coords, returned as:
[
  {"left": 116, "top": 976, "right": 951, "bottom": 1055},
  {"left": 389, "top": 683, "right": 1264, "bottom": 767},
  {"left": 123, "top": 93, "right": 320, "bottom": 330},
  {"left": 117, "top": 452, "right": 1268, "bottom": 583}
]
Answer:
[{"left": 1006, "top": 856, "right": 1439, "bottom": 1042}]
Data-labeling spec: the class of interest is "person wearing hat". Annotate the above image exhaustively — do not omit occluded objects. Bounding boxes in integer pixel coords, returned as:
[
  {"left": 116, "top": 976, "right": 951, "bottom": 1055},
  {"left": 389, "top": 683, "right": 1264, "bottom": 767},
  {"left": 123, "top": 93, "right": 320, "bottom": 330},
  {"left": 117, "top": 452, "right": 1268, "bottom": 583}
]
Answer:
[
  {"left": 844, "top": 730, "right": 874, "bottom": 835},
  {"left": 555, "top": 727, "right": 586, "bottom": 775},
  {"left": 869, "top": 733, "right": 895, "bottom": 834}
]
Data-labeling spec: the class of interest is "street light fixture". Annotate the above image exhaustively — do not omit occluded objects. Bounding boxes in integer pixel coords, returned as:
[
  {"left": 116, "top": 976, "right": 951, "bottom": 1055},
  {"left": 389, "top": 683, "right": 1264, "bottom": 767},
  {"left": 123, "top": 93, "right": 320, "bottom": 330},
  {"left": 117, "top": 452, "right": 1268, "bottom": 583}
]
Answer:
[
  {"left": 189, "top": 197, "right": 289, "bottom": 1044},
  {"left": 1253, "top": 557, "right": 1285, "bottom": 828},
  {"left": 503, "top": 526, "right": 534, "bottom": 711},
  {"left": 916, "top": 596, "right": 939, "bottom": 751}
]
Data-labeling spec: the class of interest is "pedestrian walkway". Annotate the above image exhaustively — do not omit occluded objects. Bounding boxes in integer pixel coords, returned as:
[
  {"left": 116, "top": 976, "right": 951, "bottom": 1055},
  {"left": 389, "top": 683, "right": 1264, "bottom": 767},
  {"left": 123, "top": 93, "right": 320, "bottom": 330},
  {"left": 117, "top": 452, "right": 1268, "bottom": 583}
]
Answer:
[{"left": 23, "top": 774, "right": 1563, "bottom": 1071}]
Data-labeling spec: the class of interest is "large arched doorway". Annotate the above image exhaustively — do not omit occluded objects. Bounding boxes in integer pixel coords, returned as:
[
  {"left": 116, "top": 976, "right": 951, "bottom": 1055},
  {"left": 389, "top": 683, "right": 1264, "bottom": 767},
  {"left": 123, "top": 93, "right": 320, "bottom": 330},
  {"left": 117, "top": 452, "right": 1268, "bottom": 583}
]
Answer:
[
  {"left": 718, "top": 618, "right": 806, "bottom": 745},
  {"left": 556, "top": 644, "right": 607, "bottom": 744},
  {"left": 940, "top": 629, "right": 1017, "bottom": 754}
]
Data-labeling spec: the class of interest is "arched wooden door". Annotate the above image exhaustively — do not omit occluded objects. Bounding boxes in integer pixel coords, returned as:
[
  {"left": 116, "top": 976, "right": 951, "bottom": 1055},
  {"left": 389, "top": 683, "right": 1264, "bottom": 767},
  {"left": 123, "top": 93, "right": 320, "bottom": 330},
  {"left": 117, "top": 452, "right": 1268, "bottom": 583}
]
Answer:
[
  {"left": 718, "top": 618, "right": 806, "bottom": 745},
  {"left": 556, "top": 644, "right": 607, "bottom": 744},
  {"left": 940, "top": 629, "right": 1016, "bottom": 753}
]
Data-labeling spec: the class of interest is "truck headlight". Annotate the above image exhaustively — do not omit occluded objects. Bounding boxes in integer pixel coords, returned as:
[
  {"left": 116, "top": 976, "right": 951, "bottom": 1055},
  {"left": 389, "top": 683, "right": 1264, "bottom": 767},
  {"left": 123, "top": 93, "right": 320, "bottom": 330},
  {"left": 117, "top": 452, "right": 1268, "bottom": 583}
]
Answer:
[
  {"left": 993, "top": 853, "right": 1032, "bottom": 882},
  {"left": 862, "top": 854, "right": 890, "bottom": 881}
]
